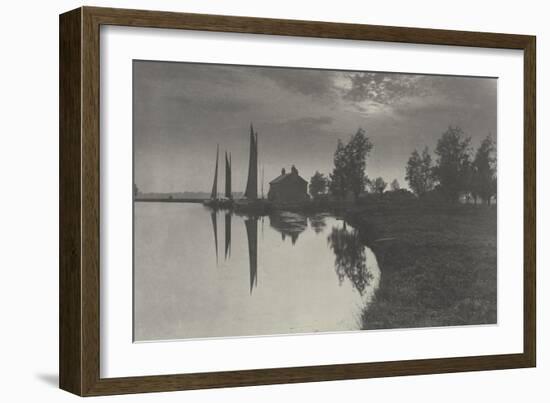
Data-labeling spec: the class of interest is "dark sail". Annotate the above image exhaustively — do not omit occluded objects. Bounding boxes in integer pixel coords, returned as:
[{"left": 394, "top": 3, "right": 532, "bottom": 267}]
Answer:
[
  {"left": 244, "top": 124, "right": 258, "bottom": 200},
  {"left": 245, "top": 217, "right": 258, "bottom": 293},
  {"left": 210, "top": 144, "right": 219, "bottom": 200},
  {"left": 225, "top": 151, "right": 232, "bottom": 199}
]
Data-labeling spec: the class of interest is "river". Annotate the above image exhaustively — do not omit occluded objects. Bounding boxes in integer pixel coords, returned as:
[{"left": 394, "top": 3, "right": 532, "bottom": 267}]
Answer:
[{"left": 134, "top": 202, "right": 380, "bottom": 341}]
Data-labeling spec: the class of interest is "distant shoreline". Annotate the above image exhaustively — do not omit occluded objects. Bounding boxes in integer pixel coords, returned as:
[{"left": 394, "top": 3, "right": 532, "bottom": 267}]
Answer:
[{"left": 134, "top": 198, "right": 206, "bottom": 203}]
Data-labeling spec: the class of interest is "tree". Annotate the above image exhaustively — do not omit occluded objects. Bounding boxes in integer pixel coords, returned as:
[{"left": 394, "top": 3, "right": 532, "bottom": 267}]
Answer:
[
  {"left": 371, "top": 177, "right": 387, "bottom": 195},
  {"left": 390, "top": 179, "right": 400, "bottom": 191},
  {"left": 405, "top": 147, "right": 435, "bottom": 197},
  {"left": 329, "top": 128, "right": 374, "bottom": 200},
  {"left": 309, "top": 171, "right": 328, "bottom": 199},
  {"left": 433, "top": 126, "right": 472, "bottom": 202},
  {"left": 329, "top": 140, "right": 347, "bottom": 199},
  {"left": 471, "top": 134, "right": 497, "bottom": 205}
]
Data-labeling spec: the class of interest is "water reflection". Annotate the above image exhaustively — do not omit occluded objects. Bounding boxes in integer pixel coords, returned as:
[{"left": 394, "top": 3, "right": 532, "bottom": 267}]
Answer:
[
  {"left": 327, "top": 223, "right": 373, "bottom": 296},
  {"left": 211, "top": 209, "right": 378, "bottom": 296},
  {"left": 269, "top": 212, "right": 308, "bottom": 245},
  {"left": 309, "top": 214, "right": 328, "bottom": 234},
  {"left": 210, "top": 211, "right": 218, "bottom": 263},
  {"left": 245, "top": 217, "right": 258, "bottom": 293},
  {"left": 134, "top": 203, "right": 381, "bottom": 340},
  {"left": 224, "top": 211, "right": 231, "bottom": 260}
]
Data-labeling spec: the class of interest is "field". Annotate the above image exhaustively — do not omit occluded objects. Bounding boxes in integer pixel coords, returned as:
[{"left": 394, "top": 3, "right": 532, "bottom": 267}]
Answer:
[{"left": 346, "top": 201, "right": 497, "bottom": 329}]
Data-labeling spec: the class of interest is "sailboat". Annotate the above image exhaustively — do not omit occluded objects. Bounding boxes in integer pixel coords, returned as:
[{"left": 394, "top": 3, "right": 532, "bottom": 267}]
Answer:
[
  {"left": 244, "top": 124, "right": 258, "bottom": 200},
  {"left": 225, "top": 151, "right": 232, "bottom": 200},
  {"left": 234, "top": 123, "right": 271, "bottom": 214},
  {"left": 203, "top": 145, "right": 219, "bottom": 207},
  {"left": 204, "top": 144, "right": 233, "bottom": 209}
]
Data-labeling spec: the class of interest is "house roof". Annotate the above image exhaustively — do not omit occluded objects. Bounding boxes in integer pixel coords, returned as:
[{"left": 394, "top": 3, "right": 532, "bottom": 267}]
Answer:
[{"left": 269, "top": 172, "right": 307, "bottom": 185}]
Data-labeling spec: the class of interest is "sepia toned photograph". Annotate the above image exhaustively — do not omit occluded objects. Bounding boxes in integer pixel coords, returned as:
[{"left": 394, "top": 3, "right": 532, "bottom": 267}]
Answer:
[{"left": 132, "top": 60, "right": 497, "bottom": 342}]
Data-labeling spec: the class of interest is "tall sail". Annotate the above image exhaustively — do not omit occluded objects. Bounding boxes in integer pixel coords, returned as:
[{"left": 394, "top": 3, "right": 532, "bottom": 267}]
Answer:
[
  {"left": 210, "top": 144, "right": 219, "bottom": 200},
  {"left": 225, "top": 151, "right": 232, "bottom": 199},
  {"left": 261, "top": 165, "right": 264, "bottom": 199},
  {"left": 244, "top": 124, "right": 258, "bottom": 200}
]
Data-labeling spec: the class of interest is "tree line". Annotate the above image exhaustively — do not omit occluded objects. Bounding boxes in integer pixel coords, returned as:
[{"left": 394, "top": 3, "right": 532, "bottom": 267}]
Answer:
[{"left": 308, "top": 126, "right": 497, "bottom": 205}]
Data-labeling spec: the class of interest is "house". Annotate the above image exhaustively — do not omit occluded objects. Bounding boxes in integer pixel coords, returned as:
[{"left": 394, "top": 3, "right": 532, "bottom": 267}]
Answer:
[{"left": 267, "top": 165, "right": 309, "bottom": 204}]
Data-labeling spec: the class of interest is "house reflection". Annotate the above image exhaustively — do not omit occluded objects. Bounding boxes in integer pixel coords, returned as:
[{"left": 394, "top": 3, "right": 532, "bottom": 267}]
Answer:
[{"left": 269, "top": 212, "right": 308, "bottom": 245}]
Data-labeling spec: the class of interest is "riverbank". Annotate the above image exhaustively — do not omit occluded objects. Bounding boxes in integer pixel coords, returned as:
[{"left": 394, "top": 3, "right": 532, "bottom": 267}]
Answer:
[{"left": 346, "top": 201, "right": 497, "bottom": 329}]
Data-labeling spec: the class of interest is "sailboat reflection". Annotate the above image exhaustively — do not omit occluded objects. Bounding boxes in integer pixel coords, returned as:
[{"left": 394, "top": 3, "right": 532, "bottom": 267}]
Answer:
[
  {"left": 244, "top": 217, "right": 258, "bottom": 294},
  {"left": 210, "top": 210, "right": 218, "bottom": 263},
  {"left": 224, "top": 211, "right": 231, "bottom": 260},
  {"left": 209, "top": 210, "right": 260, "bottom": 294}
]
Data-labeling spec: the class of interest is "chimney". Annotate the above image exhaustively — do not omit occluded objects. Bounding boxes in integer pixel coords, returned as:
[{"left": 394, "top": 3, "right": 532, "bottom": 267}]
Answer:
[
  {"left": 291, "top": 165, "right": 298, "bottom": 174},
  {"left": 281, "top": 168, "right": 286, "bottom": 175}
]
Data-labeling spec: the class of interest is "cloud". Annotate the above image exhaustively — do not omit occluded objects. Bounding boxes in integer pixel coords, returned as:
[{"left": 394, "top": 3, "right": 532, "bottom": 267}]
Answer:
[
  {"left": 283, "top": 116, "right": 334, "bottom": 128},
  {"left": 164, "top": 93, "right": 252, "bottom": 114},
  {"left": 342, "top": 72, "right": 427, "bottom": 105},
  {"left": 259, "top": 68, "right": 337, "bottom": 99}
]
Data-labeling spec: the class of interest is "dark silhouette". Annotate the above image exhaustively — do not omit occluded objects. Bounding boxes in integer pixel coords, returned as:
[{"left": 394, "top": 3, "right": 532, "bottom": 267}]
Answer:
[
  {"left": 327, "top": 224, "right": 373, "bottom": 296},
  {"left": 433, "top": 126, "right": 472, "bottom": 202},
  {"left": 370, "top": 177, "right": 388, "bottom": 195},
  {"left": 405, "top": 146, "right": 435, "bottom": 197},
  {"left": 210, "top": 144, "right": 219, "bottom": 200},
  {"left": 471, "top": 134, "right": 497, "bottom": 205},
  {"left": 244, "top": 217, "right": 258, "bottom": 293},
  {"left": 309, "top": 214, "right": 328, "bottom": 234},
  {"left": 268, "top": 166, "right": 308, "bottom": 203},
  {"left": 224, "top": 211, "right": 232, "bottom": 259},
  {"left": 329, "top": 128, "right": 373, "bottom": 200},
  {"left": 390, "top": 179, "right": 400, "bottom": 191},
  {"left": 210, "top": 210, "right": 218, "bottom": 263},
  {"left": 225, "top": 151, "right": 232, "bottom": 199},
  {"left": 244, "top": 124, "right": 258, "bottom": 200},
  {"left": 309, "top": 171, "right": 328, "bottom": 199},
  {"left": 269, "top": 212, "right": 307, "bottom": 245}
]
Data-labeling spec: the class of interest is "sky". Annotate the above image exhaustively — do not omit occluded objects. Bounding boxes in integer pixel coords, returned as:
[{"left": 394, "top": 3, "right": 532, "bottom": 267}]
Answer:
[{"left": 133, "top": 60, "right": 497, "bottom": 194}]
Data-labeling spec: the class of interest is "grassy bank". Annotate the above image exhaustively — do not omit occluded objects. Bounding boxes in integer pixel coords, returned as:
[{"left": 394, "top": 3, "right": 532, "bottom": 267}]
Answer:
[{"left": 346, "top": 201, "right": 497, "bottom": 329}]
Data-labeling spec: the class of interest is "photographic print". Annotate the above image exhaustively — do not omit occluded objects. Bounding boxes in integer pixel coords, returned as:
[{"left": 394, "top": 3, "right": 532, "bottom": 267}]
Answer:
[{"left": 133, "top": 61, "right": 497, "bottom": 342}]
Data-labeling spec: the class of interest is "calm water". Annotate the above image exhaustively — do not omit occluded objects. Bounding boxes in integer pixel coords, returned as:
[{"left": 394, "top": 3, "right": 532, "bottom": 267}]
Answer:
[{"left": 134, "top": 203, "right": 380, "bottom": 341}]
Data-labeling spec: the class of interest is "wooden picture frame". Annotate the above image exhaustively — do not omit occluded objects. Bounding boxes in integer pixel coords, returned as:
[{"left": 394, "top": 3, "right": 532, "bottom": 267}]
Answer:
[{"left": 59, "top": 6, "right": 536, "bottom": 396}]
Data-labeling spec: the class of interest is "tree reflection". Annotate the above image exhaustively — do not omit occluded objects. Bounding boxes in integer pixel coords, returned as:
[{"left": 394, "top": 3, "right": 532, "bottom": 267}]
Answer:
[
  {"left": 327, "top": 223, "right": 373, "bottom": 296},
  {"left": 308, "top": 214, "right": 328, "bottom": 234}
]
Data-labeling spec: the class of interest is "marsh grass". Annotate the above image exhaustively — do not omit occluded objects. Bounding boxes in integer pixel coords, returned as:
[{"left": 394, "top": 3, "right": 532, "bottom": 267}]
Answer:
[{"left": 347, "top": 201, "right": 497, "bottom": 329}]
